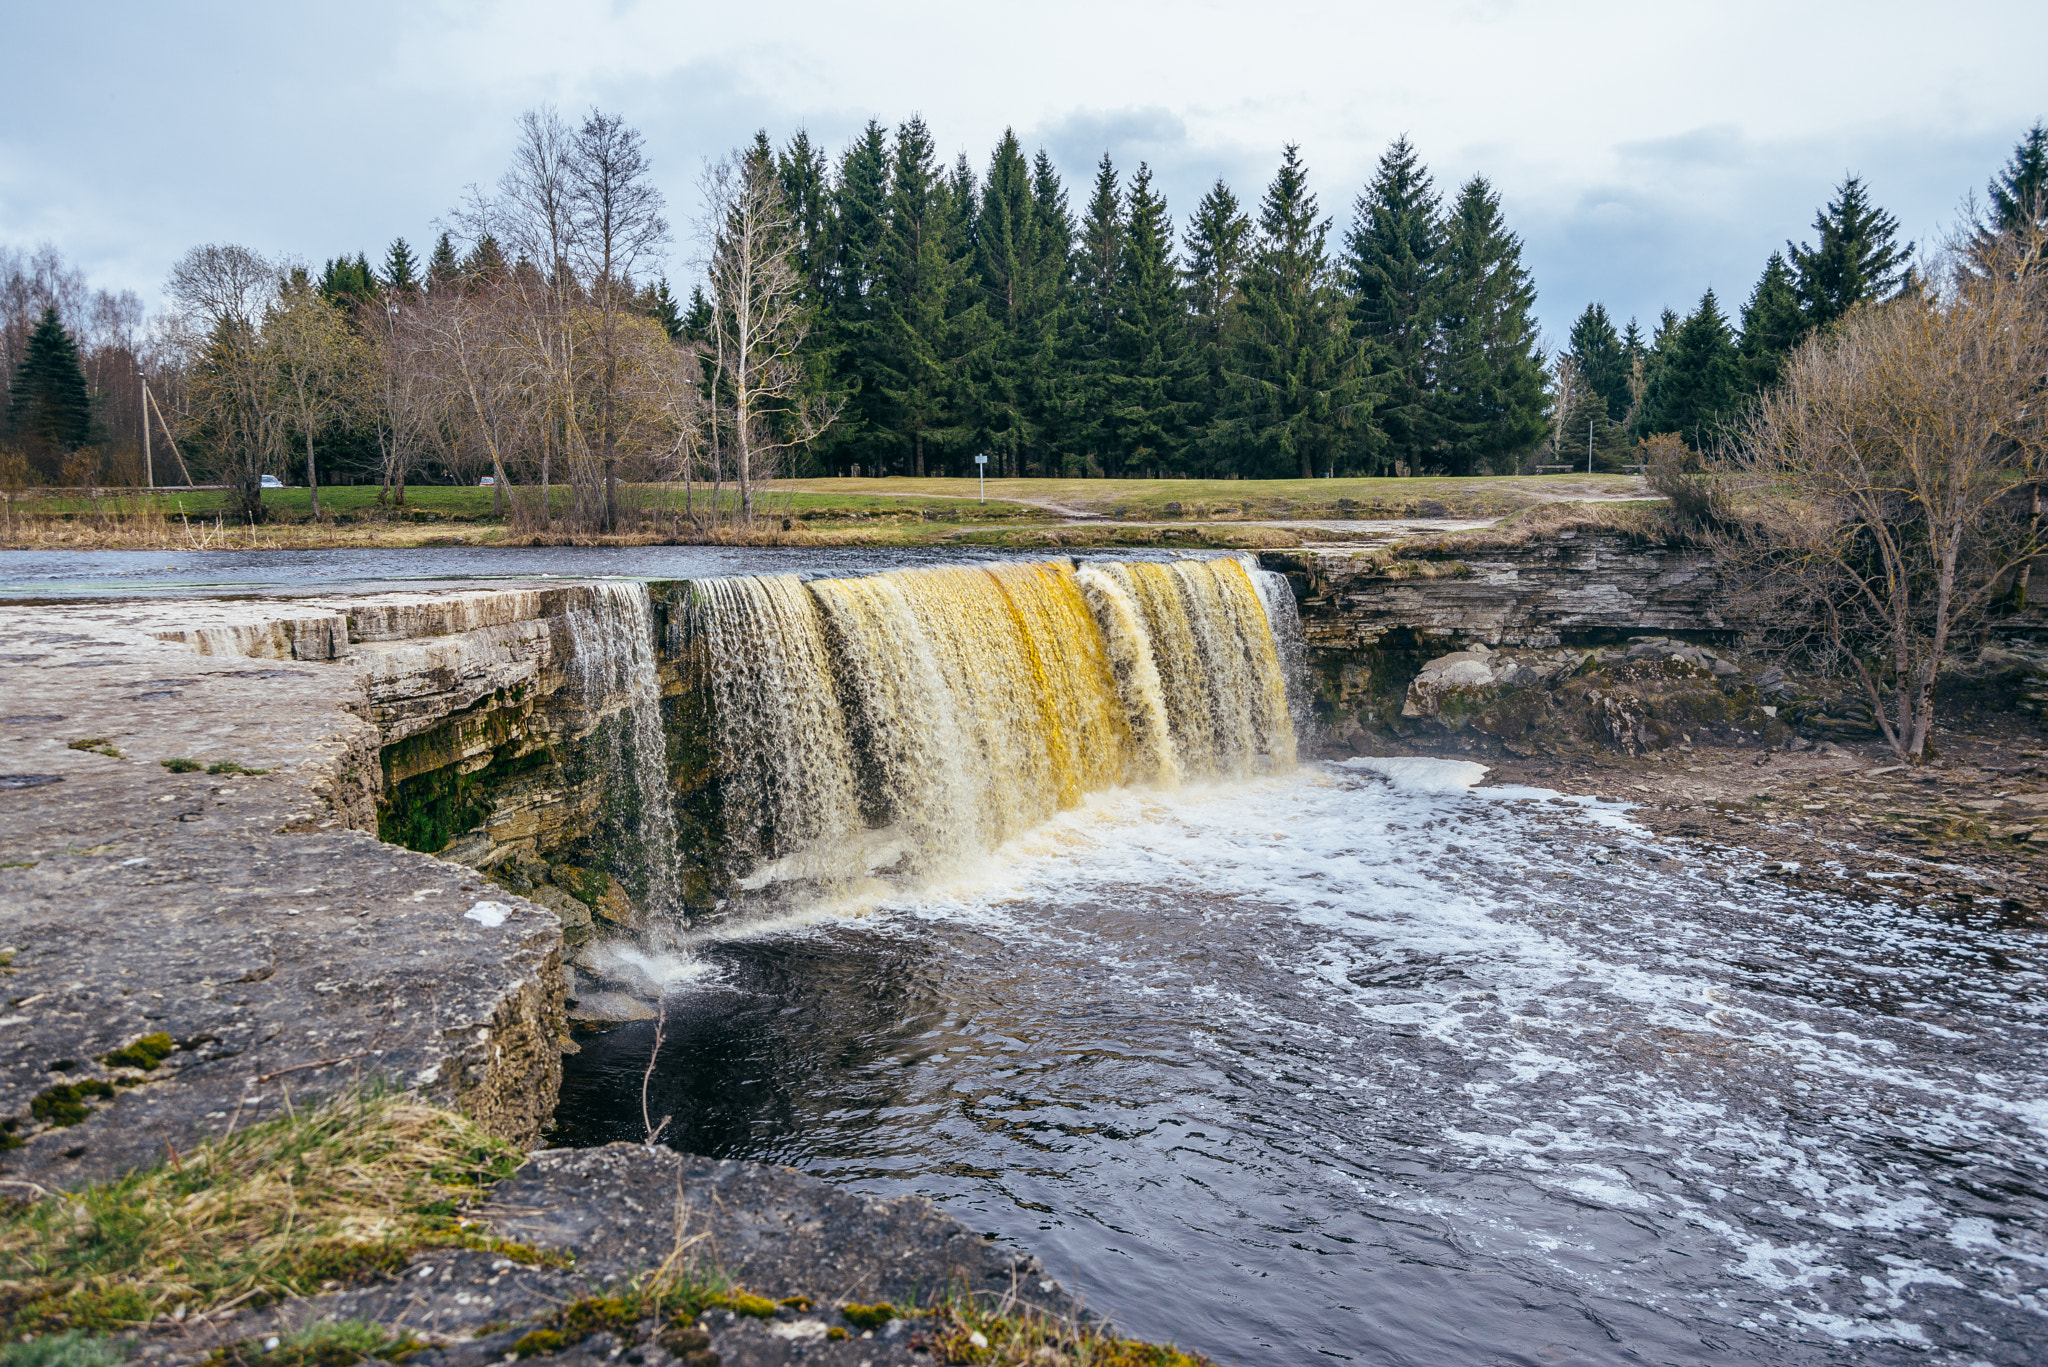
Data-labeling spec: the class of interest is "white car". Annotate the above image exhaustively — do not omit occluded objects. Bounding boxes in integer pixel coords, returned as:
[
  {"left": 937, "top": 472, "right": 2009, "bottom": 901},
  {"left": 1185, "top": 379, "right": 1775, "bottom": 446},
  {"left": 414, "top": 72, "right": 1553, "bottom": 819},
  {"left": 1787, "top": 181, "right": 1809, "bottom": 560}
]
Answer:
[
  {"left": 259, "top": 475, "right": 285, "bottom": 489},
  {"left": 478, "top": 476, "right": 495, "bottom": 486}
]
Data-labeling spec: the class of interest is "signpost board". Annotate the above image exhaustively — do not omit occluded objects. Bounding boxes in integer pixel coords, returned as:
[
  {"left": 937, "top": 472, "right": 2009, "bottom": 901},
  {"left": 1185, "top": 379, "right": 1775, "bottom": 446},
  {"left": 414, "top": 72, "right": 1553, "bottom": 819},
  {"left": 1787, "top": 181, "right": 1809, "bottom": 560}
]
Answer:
[{"left": 975, "top": 452, "right": 988, "bottom": 503}]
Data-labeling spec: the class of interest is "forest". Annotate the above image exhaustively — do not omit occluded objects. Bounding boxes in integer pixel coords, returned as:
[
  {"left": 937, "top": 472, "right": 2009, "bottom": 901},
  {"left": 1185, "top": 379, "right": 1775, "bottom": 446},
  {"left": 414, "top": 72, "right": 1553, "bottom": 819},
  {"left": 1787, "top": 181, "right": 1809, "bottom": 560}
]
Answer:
[{"left": 3, "top": 113, "right": 2045, "bottom": 530}]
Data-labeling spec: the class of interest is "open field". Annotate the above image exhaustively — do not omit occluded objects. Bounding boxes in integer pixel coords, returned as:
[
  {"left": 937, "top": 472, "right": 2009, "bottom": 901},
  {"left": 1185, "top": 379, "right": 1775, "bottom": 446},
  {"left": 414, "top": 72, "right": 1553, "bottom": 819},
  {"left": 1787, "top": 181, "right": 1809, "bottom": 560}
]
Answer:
[{"left": 1, "top": 474, "right": 1657, "bottom": 550}]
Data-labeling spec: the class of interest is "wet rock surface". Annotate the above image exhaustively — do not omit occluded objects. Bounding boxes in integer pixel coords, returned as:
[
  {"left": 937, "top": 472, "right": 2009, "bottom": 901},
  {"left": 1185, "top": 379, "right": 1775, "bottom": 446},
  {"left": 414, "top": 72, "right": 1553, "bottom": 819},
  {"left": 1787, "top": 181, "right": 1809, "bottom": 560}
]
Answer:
[
  {"left": 131, "top": 1145, "right": 1062, "bottom": 1367},
  {"left": 0, "top": 595, "right": 580, "bottom": 1186}
]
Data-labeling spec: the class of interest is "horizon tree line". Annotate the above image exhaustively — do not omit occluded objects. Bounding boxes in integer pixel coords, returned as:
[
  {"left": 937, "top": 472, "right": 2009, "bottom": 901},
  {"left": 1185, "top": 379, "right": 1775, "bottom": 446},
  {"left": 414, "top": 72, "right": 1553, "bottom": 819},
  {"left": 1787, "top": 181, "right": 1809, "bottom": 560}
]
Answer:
[{"left": 5, "top": 118, "right": 2045, "bottom": 505}]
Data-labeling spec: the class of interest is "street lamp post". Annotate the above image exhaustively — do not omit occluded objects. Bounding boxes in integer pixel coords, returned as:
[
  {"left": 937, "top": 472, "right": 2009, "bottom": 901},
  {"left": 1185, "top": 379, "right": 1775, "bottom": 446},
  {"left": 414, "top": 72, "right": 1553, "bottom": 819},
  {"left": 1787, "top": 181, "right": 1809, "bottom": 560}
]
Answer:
[{"left": 975, "top": 452, "right": 987, "bottom": 504}]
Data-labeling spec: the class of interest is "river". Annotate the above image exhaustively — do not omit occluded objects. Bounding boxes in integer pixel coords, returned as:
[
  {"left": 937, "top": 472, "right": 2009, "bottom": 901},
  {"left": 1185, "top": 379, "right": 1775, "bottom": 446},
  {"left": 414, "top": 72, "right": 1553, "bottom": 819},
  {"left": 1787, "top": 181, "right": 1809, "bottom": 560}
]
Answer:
[{"left": 555, "top": 760, "right": 2048, "bottom": 1365}]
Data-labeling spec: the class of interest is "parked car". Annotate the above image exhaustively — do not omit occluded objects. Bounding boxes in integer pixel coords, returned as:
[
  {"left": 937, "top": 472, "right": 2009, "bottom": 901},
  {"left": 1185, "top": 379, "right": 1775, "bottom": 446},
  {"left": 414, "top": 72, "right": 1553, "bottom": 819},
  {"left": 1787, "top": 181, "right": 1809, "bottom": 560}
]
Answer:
[
  {"left": 259, "top": 475, "right": 284, "bottom": 489},
  {"left": 478, "top": 476, "right": 495, "bottom": 486}
]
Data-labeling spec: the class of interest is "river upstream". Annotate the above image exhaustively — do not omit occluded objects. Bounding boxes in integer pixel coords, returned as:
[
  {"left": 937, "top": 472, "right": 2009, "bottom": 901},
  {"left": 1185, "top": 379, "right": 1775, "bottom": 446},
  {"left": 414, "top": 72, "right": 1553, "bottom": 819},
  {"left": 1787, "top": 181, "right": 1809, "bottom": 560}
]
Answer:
[{"left": 558, "top": 761, "right": 2048, "bottom": 1366}]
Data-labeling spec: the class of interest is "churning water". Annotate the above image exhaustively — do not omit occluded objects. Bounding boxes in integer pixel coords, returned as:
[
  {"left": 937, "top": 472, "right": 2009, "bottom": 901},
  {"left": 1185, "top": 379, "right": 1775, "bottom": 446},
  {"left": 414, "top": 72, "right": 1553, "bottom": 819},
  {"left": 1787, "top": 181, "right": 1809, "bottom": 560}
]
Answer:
[{"left": 557, "top": 765, "right": 2048, "bottom": 1365}]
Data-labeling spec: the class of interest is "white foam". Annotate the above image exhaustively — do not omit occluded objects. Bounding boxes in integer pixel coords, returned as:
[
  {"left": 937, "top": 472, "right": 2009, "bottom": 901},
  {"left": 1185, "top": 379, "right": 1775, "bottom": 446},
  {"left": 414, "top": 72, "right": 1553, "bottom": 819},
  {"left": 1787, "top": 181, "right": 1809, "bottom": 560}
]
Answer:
[{"left": 1338, "top": 755, "right": 1490, "bottom": 793}]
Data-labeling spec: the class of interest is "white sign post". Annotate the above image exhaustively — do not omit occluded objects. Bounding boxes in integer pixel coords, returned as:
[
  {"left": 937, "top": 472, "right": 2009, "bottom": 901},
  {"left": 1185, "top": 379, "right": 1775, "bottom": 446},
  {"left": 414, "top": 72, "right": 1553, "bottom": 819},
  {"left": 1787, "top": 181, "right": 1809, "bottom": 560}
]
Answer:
[{"left": 975, "top": 452, "right": 988, "bottom": 503}]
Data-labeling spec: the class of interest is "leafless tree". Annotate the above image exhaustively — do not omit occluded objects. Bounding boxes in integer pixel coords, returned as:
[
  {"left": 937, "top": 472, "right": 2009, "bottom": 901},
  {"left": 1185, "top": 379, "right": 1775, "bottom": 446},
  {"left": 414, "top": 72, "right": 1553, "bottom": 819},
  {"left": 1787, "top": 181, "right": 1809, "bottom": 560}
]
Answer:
[
  {"left": 166, "top": 244, "right": 283, "bottom": 519},
  {"left": 1715, "top": 219, "right": 2048, "bottom": 761},
  {"left": 418, "top": 282, "right": 527, "bottom": 516},
  {"left": 570, "top": 108, "right": 671, "bottom": 529},
  {"left": 699, "top": 148, "right": 832, "bottom": 524}
]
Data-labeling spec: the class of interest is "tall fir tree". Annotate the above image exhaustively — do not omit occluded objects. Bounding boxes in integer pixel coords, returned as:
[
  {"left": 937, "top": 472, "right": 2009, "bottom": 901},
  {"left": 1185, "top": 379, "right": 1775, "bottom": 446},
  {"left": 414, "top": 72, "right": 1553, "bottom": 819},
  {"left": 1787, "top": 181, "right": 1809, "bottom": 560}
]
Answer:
[
  {"left": 820, "top": 121, "right": 893, "bottom": 474},
  {"left": 1344, "top": 135, "right": 1442, "bottom": 473},
  {"left": 1620, "top": 317, "right": 1649, "bottom": 422},
  {"left": 1182, "top": 179, "right": 1251, "bottom": 475},
  {"left": 1065, "top": 154, "right": 1124, "bottom": 473},
  {"left": 1982, "top": 121, "right": 2048, "bottom": 249},
  {"left": 1219, "top": 146, "right": 1370, "bottom": 479},
  {"left": 973, "top": 131, "right": 1072, "bottom": 476},
  {"left": 381, "top": 239, "right": 422, "bottom": 301},
  {"left": 1636, "top": 290, "right": 1741, "bottom": 445},
  {"left": 4, "top": 306, "right": 94, "bottom": 473},
  {"left": 1787, "top": 176, "right": 1913, "bottom": 330},
  {"left": 1104, "top": 164, "right": 1194, "bottom": 474},
  {"left": 873, "top": 116, "right": 965, "bottom": 476},
  {"left": 318, "top": 254, "right": 378, "bottom": 307},
  {"left": 1565, "top": 303, "right": 1629, "bottom": 421},
  {"left": 681, "top": 285, "right": 714, "bottom": 342},
  {"left": 1736, "top": 251, "right": 1806, "bottom": 394},
  {"left": 1430, "top": 176, "right": 1548, "bottom": 474},
  {"left": 645, "top": 278, "right": 685, "bottom": 340},
  {"left": 427, "top": 232, "right": 461, "bottom": 294}
]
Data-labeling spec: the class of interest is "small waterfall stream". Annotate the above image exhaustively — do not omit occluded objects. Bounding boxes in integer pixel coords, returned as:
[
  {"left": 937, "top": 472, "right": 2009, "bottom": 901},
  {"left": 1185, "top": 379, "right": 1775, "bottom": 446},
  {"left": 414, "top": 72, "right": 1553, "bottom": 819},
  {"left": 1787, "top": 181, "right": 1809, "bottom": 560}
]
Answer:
[{"left": 564, "top": 580, "right": 680, "bottom": 918}]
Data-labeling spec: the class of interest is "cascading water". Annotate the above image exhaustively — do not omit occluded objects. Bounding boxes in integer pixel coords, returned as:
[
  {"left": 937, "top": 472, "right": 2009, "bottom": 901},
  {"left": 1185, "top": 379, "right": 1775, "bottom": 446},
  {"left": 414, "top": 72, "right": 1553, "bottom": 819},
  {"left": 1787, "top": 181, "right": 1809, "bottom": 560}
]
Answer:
[
  {"left": 1245, "top": 555, "right": 1316, "bottom": 748},
  {"left": 564, "top": 580, "right": 679, "bottom": 918},
  {"left": 680, "top": 555, "right": 1296, "bottom": 898}
]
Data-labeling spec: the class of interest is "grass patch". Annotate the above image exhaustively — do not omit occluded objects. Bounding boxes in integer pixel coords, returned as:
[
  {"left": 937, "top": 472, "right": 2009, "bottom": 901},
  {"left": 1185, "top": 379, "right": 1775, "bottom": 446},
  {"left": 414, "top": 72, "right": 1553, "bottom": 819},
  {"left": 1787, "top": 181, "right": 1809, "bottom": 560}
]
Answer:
[
  {"left": 159, "top": 759, "right": 202, "bottom": 774},
  {"left": 1395, "top": 498, "right": 1677, "bottom": 553},
  {"left": 205, "top": 761, "right": 267, "bottom": 777},
  {"left": 0, "top": 1091, "right": 541, "bottom": 1335},
  {"left": 0, "top": 1330, "right": 131, "bottom": 1367},
  {"left": 203, "top": 1320, "right": 420, "bottom": 1367},
  {"left": 65, "top": 740, "right": 120, "bottom": 759}
]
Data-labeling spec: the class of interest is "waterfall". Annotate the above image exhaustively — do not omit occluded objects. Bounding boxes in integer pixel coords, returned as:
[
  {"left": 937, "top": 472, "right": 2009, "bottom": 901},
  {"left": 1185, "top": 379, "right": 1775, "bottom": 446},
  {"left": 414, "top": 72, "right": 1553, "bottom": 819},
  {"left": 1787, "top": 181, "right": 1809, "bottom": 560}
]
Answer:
[
  {"left": 1242, "top": 555, "right": 1317, "bottom": 758},
  {"left": 565, "top": 580, "right": 679, "bottom": 918},
  {"left": 685, "top": 556, "right": 1297, "bottom": 900},
  {"left": 682, "top": 574, "right": 864, "bottom": 885}
]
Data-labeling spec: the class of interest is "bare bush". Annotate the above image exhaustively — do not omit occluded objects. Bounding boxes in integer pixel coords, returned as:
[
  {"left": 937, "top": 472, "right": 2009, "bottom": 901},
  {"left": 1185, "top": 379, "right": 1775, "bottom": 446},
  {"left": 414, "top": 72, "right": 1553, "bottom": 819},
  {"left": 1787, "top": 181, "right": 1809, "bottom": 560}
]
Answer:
[{"left": 1714, "top": 221, "right": 2048, "bottom": 760}]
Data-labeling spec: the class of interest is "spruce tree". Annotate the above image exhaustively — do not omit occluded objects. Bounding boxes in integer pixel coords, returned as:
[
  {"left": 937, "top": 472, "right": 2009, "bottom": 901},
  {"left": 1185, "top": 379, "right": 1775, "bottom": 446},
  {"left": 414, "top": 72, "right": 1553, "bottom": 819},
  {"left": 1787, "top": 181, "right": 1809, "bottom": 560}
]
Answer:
[
  {"left": 1182, "top": 179, "right": 1251, "bottom": 474},
  {"left": 1430, "top": 176, "right": 1548, "bottom": 475},
  {"left": 872, "top": 117, "right": 965, "bottom": 476},
  {"left": 1565, "top": 303, "right": 1629, "bottom": 421},
  {"left": 1344, "top": 135, "right": 1442, "bottom": 473},
  {"left": 1983, "top": 121, "right": 2048, "bottom": 250},
  {"left": 1065, "top": 154, "right": 1123, "bottom": 474},
  {"left": 461, "top": 234, "right": 506, "bottom": 283},
  {"left": 1219, "top": 146, "right": 1370, "bottom": 479},
  {"left": 1787, "top": 176, "right": 1913, "bottom": 330},
  {"left": 821, "top": 121, "right": 892, "bottom": 475},
  {"left": 1620, "top": 317, "right": 1649, "bottom": 422},
  {"left": 427, "top": 233, "right": 461, "bottom": 294},
  {"left": 1022, "top": 150, "right": 1075, "bottom": 475},
  {"left": 381, "top": 239, "right": 422, "bottom": 301},
  {"left": 973, "top": 131, "right": 1062, "bottom": 477},
  {"left": 1104, "top": 164, "right": 1194, "bottom": 475},
  {"left": 319, "top": 254, "right": 378, "bottom": 307},
  {"left": 1736, "top": 251, "right": 1806, "bottom": 393},
  {"left": 681, "top": 285, "right": 714, "bottom": 341},
  {"left": 4, "top": 306, "right": 93, "bottom": 472},
  {"left": 646, "top": 278, "right": 685, "bottom": 340},
  {"left": 1636, "top": 290, "right": 1741, "bottom": 445}
]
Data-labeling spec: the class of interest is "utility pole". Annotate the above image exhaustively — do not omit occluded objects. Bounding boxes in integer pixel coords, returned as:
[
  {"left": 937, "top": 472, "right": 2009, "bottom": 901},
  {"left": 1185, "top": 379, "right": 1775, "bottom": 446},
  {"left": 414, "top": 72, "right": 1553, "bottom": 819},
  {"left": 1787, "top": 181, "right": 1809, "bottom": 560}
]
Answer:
[
  {"left": 140, "top": 368, "right": 152, "bottom": 489},
  {"left": 1588, "top": 418, "right": 1595, "bottom": 475}
]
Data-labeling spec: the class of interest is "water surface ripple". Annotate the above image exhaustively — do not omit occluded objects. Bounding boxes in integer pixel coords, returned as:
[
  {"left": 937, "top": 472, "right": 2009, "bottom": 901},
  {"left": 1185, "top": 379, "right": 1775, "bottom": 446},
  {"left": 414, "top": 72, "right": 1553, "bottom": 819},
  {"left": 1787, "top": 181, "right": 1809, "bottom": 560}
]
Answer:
[{"left": 556, "top": 764, "right": 2048, "bottom": 1366}]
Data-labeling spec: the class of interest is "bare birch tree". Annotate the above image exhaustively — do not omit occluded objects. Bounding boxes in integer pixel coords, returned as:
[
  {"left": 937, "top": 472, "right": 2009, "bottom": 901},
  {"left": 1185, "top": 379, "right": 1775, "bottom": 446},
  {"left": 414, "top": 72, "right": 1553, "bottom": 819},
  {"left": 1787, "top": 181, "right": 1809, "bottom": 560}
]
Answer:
[
  {"left": 699, "top": 148, "right": 832, "bottom": 525},
  {"left": 1716, "top": 220, "right": 2048, "bottom": 761}
]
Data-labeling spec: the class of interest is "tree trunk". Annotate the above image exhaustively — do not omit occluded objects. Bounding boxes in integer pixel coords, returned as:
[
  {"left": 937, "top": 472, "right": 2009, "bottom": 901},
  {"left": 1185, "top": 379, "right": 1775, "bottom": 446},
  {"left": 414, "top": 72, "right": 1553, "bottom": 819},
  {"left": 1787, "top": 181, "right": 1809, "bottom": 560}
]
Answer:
[{"left": 305, "top": 429, "right": 320, "bottom": 519}]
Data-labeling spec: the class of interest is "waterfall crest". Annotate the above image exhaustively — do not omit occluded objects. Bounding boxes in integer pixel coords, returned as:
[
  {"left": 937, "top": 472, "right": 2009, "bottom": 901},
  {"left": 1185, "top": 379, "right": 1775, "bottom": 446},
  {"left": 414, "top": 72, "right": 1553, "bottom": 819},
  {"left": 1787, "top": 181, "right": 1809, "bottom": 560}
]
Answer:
[
  {"left": 566, "top": 581, "right": 680, "bottom": 917},
  {"left": 685, "top": 556, "right": 1300, "bottom": 901}
]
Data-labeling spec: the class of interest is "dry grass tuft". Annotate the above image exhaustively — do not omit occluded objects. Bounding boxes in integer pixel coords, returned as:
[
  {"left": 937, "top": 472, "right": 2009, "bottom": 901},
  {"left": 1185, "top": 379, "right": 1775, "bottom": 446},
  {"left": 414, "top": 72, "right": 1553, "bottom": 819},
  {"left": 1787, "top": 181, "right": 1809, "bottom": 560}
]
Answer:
[{"left": 0, "top": 1092, "right": 537, "bottom": 1335}]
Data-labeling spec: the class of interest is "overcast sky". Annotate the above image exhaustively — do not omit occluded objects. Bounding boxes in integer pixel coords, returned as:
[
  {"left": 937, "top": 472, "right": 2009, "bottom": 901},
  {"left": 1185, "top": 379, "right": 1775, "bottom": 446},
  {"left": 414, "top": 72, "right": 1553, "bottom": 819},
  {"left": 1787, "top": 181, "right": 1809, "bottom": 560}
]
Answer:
[{"left": 4, "top": 0, "right": 2042, "bottom": 345}]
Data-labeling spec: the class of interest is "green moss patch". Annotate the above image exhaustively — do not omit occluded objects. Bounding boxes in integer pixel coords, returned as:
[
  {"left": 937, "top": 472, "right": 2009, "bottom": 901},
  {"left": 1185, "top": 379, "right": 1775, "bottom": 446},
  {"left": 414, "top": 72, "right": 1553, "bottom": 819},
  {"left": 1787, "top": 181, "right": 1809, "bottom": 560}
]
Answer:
[{"left": 99, "top": 1033, "right": 174, "bottom": 1072}]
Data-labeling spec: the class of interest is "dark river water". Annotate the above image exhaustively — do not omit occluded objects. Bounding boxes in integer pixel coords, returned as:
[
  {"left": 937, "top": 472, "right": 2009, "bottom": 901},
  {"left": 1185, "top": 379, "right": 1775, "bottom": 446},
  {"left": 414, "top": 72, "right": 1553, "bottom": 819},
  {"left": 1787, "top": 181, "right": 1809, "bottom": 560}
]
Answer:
[{"left": 555, "top": 762, "right": 2048, "bottom": 1366}]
